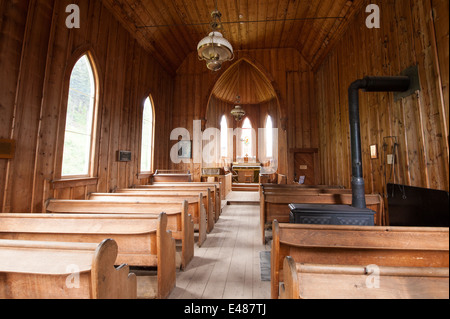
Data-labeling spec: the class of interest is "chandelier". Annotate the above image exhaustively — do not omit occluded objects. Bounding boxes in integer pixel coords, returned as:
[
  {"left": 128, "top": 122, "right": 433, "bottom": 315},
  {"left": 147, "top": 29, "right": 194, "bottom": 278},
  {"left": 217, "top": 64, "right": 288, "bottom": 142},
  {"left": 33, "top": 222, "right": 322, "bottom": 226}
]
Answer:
[{"left": 197, "top": 9, "right": 234, "bottom": 72}]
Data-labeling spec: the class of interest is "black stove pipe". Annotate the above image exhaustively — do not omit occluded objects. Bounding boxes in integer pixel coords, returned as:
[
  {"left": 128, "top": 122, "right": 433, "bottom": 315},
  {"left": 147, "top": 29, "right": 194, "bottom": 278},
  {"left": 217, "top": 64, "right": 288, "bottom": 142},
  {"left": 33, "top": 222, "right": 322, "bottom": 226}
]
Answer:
[{"left": 348, "top": 76, "right": 410, "bottom": 209}]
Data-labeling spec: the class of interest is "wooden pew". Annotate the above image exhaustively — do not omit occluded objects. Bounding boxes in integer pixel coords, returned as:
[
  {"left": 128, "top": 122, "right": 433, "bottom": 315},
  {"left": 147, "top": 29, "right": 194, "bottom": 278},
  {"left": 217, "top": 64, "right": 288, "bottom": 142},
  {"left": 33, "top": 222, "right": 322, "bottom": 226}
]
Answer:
[
  {"left": 281, "top": 258, "right": 449, "bottom": 299},
  {"left": 46, "top": 199, "right": 197, "bottom": 264},
  {"left": 86, "top": 193, "right": 198, "bottom": 259},
  {"left": 117, "top": 188, "right": 214, "bottom": 234},
  {"left": 271, "top": 221, "right": 449, "bottom": 299},
  {"left": 0, "top": 238, "right": 137, "bottom": 299},
  {"left": 0, "top": 213, "right": 176, "bottom": 299},
  {"left": 152, "top": 170, "right": 192, "bottom": 183},
  {"left": 260, "top": 186, "right": 385, "bottom": 244},
  {"left": 261, "top": 184, "right": 346, "bottom": 189},
  {"left": 140, "top": 182, "right": 222, "bottom": 221}
]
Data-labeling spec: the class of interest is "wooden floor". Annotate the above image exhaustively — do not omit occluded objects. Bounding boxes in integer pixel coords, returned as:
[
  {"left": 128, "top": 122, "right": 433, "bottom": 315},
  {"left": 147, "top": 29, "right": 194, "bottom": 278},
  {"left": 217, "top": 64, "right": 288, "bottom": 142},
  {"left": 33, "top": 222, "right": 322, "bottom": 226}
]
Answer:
[{"left": 168, "top": 191, "right": 271, "bottom": 299}]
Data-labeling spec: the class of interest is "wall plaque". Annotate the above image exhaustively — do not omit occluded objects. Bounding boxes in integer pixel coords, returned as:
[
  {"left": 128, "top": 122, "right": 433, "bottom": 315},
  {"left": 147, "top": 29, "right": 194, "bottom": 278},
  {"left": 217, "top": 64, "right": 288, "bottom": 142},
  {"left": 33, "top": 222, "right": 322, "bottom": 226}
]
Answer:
[
  {"left": 0, "top": 139, "right": 15, "bottom": 159},
  {"left": 117, "top": 150, "right": 132, "bottom": 162}
]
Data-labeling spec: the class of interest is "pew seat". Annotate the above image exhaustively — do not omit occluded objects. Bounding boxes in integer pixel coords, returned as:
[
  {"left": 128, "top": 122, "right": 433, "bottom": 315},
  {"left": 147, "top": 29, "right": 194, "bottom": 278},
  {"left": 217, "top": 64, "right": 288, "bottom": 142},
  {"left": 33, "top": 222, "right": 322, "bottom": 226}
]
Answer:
[{"left": 0, "top": 238, "right": 137, "bottom": 299}]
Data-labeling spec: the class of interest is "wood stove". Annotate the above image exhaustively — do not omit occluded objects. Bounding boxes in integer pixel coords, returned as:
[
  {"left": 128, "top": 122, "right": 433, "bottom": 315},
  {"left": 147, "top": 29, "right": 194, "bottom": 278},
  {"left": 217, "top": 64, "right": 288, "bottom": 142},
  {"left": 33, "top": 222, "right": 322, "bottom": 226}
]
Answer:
[{"left": 289, "top": 204, "right": 375, "bottom": 226}]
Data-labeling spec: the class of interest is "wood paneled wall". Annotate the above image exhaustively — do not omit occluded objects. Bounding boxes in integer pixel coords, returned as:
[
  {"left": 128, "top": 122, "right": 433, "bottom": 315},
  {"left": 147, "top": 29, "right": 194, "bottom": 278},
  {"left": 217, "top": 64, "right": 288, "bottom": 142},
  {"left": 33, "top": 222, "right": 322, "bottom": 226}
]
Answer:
[
  {"left": 315, "top": 0, "right": 449, "bottom": 194},
  {"left": 170, "top": 48, "right": 318, "bottom": 182},
  {"left": 0, "top": 0, "right": 173, "bottom": 213}
]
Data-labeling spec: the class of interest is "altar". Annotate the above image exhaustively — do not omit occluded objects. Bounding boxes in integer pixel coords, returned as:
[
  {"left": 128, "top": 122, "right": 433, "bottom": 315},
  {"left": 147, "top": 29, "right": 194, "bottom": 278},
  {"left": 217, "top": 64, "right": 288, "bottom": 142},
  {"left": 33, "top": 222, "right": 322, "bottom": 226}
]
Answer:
[{"left": 232, "top": 163, "right": 261, "bottom": 183}]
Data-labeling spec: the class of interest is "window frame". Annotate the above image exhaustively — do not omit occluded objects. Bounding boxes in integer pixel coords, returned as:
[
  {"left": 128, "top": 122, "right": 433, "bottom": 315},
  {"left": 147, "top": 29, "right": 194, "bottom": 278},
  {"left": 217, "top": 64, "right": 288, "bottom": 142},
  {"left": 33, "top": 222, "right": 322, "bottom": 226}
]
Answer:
[
  {"left": 60, "top": 52, "right": 99, "bottom": 179},
  {"left": 139, "top": 95, "right": 156, "bottom": 174}
]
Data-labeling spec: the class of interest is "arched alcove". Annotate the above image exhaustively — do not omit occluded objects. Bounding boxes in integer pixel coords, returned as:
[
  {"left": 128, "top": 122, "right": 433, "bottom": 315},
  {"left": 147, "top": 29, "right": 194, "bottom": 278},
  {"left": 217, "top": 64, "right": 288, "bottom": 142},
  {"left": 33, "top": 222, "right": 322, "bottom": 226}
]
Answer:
[{"left": 205, "top": 58, "right": 281, "bottom": 172}]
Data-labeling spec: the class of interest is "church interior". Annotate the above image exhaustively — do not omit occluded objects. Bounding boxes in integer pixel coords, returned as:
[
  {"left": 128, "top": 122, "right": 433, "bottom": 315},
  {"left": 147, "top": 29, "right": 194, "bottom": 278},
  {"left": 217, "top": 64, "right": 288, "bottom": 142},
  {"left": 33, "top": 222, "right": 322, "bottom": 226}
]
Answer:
[{"left": 0, "top": 0, "right": 448, "bottom": 301}]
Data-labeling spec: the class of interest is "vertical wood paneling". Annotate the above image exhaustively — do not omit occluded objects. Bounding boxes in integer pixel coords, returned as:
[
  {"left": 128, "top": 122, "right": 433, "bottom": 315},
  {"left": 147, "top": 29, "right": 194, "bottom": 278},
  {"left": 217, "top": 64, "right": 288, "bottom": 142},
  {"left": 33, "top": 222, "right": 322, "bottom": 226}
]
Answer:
[
  {"left": 0, "top": 0, "right": 174, "bottom": 213},
  {"left": 315, "top": 0, "right": 449, "bottom": 195}
]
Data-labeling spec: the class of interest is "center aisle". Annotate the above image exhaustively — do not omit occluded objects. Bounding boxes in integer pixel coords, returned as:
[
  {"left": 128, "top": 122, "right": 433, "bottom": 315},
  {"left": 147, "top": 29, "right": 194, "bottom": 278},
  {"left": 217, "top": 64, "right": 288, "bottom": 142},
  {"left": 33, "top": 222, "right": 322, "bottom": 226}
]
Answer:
[{"left": 168, "top": 192, "right": 271, "bottom": 299}]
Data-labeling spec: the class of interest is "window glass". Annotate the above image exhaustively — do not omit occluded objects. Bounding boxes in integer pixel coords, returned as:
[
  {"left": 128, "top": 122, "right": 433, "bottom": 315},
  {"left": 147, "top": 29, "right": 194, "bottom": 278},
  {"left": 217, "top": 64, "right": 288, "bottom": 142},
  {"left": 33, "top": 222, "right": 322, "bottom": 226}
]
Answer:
[
  {"left": 241, "top": 117, "right": 253, "bottom": 157},
  {"left": 266, "top": 116, "right": 273, "bottom": 158},
  {"left": 220, "top": 115, "right": 228, "bottom": 158},
  {"left": 141, "top": 97, "right": 155, "bottom": 172},
  {"left": 62, "top": 55, "right": 96, "bottom": 177}
]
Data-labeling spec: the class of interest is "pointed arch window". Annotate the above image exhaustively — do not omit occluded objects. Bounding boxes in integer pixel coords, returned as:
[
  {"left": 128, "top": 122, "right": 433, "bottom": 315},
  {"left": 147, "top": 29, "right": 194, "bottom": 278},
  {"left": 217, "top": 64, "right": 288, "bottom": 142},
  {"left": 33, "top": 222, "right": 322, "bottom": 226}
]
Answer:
[
  {"left": 241, "top": 117, "right": 253, "bottom": 158},
  {"left": 220, "top": 115, "right": 228, "bottom": 158},
  {"left": 141, "top": 96, "right": 155, "bottom": 173},
  {"left": 62, "top": 54, "right": 97, "bottom": 177},
  {"left": 265, "top": 115, "right": 274, "bottom": 158}
]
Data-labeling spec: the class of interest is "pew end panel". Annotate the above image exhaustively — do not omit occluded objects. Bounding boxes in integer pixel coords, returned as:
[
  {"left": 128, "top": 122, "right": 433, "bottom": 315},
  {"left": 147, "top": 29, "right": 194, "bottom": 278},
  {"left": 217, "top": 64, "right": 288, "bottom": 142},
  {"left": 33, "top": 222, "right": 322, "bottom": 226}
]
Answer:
[{"left": 156, "top": 212, "right": 177, "bottom": 299}]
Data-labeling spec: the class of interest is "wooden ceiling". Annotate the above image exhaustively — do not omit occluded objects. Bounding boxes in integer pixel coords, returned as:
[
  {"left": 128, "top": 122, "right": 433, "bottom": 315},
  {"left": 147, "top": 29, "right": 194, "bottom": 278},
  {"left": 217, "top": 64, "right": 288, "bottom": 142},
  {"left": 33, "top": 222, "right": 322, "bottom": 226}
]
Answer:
[
  {"left": 102, "top": 0, "right": 365, "bottom": 75},
  {"left": 212, "top": 59, "right": 276, "bottom": 104}
]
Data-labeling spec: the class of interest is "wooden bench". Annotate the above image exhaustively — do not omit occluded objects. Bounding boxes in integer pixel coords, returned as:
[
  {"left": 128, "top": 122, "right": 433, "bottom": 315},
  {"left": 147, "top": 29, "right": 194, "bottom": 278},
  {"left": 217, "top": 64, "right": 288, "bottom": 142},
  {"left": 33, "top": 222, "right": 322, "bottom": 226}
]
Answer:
[
  {"left": 0, "top": 238, "right": 137, "bottom": 299},
  {"left": 271, "top": 221, "right": 449, "bottom": 299},
  {"left": 0, "top": 213, "right": 176, "bottom": 299},
  {"left": 117, "top": 188, "right": 214, "bottom": 234},
  {"left": 281, "top": 258, "right": 449, "bottom": 299},
  {"left": 86, "top": 193, "right": 198, "bottom": 258},
  {"left": 46, "top": 199, "right": 197, "bottom": 265},
  {"left": 140, "top": 182, "right": 222, "bottom": 221},
  {"left": 152, "top": 170, "right": 192, "bottom": 183},
  {"left": 260, "top": 187, "right": 384, "bottom": 244}
]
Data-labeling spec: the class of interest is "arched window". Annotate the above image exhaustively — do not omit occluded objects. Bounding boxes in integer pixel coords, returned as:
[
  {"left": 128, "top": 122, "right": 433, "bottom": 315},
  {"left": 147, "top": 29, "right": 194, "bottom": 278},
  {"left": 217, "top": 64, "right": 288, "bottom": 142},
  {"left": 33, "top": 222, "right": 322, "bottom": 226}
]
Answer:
[
  {"left": 140, "top": 96, "right": 155, "bottom": 173},
  {"left": 62, "top": 54, "right": 97, "bottom": 177},
  {"left": 220, "top": 115, "right": 228, "bottom": 158},
  {"left": 241, "top": 117, "right": 253, "bottom": 158},
  {"left": 265, "top": 115, "right": 274, "bottom": 158}
]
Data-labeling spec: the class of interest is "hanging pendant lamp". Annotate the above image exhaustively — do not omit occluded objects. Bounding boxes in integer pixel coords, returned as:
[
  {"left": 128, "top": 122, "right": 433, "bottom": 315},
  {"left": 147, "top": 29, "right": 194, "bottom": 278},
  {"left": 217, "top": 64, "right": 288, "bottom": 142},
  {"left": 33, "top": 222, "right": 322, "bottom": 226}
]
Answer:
[
  {"left": 197, "top": 9, "right": 234, "bottom": 71},
  {"left": 231, "top": 103, "right": 246, "bottom": 121}
]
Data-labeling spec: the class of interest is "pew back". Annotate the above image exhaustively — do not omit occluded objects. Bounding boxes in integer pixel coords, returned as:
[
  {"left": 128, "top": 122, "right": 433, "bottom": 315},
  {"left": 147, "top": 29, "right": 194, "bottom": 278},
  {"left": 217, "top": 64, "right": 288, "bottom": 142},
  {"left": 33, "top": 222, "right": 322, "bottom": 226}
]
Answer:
[
  {"left": 271, "top": 221, "right": 449, "bottom": 299},
  {"left": 46, "top": 199, "right": 196, "bottom": 265},
  {"left": 281, "top": 258, "right": 449, "bottom": 299},
  {"left": 134, "top": 184, "right": 221, "bottom": 221},
  {"left": 115, "top": 189, "right": 214, "bottom": 234},
  {"left": 0, "top": 239, "right": 137, "bottom": 299}
]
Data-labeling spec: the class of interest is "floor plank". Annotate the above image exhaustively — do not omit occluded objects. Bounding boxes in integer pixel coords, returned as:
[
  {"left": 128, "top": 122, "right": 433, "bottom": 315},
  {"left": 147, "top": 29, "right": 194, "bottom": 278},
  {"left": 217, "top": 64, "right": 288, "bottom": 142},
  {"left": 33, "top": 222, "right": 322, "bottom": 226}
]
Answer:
[{"left": 168, "top": 191, "right": 271, "bottom": 300}]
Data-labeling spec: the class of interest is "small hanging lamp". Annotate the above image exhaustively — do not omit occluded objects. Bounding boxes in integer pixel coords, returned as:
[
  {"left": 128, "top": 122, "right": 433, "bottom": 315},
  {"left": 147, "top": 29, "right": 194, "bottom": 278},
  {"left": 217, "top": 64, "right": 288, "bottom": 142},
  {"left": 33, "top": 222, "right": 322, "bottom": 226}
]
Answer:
[{"left": 231, "top": 95, "right": 246, "bottom": 122}]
